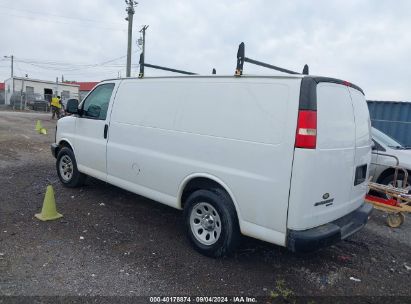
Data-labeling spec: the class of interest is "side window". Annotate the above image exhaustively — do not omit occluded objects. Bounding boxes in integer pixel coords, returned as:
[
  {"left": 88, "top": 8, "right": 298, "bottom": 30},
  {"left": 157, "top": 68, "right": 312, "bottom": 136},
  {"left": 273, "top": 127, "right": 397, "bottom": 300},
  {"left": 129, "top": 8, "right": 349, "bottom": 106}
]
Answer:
[{"left": 82, "top": 83, "right": 115, "bottom": 120}]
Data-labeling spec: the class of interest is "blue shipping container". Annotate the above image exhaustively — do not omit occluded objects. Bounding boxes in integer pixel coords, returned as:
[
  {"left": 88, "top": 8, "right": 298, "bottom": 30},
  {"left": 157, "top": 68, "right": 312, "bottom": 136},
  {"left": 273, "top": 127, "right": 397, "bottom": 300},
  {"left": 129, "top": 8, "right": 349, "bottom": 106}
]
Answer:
[{"left": 367, "top": 101, "right": 411, "bottom": 147}]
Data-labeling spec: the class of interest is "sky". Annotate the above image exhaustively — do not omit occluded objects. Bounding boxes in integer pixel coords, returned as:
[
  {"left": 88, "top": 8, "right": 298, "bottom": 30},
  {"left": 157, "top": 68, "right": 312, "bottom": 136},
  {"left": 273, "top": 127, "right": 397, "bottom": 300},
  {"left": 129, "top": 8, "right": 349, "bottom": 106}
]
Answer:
[{"left": 0, "top": 0, "right": 410, "bottom": 100}]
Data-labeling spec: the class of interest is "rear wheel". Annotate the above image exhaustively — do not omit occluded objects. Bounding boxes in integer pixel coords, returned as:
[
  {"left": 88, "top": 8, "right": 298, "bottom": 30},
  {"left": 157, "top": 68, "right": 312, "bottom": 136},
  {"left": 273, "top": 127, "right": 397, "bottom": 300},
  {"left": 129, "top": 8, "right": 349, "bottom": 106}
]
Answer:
[
  {"left": 183, "top": 188, "right": 240, "bottom": 257},
  {"left": 56, "top": 147, "right": 86, "bottom": 187}
]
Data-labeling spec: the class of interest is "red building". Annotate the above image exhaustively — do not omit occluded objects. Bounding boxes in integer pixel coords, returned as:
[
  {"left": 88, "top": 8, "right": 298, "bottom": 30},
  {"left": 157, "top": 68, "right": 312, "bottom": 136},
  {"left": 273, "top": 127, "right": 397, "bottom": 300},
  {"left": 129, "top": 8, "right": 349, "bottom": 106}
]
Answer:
[
  {"left": 0, "top": 82, "right": 5, "bottom": 105},
  {"left": 64, "top": 81, "right": 99, "bottom": 100}
]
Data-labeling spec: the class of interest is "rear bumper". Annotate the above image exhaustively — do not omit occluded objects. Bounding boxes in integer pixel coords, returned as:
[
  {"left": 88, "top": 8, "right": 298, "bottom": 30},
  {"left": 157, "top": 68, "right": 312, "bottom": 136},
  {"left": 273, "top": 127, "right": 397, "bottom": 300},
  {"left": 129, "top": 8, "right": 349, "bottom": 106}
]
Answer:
[
  {"left": 51, "top": 143, "right": 58, "bottom": 158},
  {"left": 287, "top": 203, "right": 373, "bottom": 253}
]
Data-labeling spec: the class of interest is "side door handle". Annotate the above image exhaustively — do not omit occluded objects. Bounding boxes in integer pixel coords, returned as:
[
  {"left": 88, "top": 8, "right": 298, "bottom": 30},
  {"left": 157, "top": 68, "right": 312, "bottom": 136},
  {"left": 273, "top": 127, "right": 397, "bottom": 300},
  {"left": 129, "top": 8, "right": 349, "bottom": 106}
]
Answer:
[{"left": 104, "top": 124, "right": 109, "bottom": 139}]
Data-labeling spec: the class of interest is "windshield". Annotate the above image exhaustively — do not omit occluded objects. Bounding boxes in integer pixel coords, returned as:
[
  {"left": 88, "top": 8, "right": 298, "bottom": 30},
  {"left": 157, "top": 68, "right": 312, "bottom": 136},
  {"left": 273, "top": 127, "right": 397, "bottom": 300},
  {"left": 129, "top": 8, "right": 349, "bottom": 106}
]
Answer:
[{"left": 372, "top": 127, "right": 405, "bottom": 149}]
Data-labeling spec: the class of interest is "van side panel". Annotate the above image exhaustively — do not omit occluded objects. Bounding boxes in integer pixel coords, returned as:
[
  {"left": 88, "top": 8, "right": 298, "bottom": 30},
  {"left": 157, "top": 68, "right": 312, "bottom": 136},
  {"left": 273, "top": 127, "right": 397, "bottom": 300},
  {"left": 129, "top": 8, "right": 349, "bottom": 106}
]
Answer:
[
  {"left": 288, "top": 83, "right": 362, "bottom": 230},
  {"left": 106, "top": 78, "right": 301, "bottom": 245}
]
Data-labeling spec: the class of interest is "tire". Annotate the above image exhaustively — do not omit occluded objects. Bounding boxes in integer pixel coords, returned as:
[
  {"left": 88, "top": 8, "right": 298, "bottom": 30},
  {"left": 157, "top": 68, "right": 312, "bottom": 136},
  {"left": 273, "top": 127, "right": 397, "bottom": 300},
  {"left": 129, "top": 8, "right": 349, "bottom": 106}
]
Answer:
[
  {"left": 380, "top": 173, "right": 410, "bottom": 199},
  {"left": 56, "top": 147, "right": 86, "bottom": 187},
  {"left": 183, "top": 188, "right": 240, "bottom": 257}
]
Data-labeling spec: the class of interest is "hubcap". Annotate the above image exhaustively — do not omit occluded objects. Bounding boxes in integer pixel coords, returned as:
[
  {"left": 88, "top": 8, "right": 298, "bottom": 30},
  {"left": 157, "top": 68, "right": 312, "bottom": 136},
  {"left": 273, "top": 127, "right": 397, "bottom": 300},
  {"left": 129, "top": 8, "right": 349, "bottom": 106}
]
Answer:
[
  {"left": 190, "top": 202, "right": 222, "bottom": 246},
  {"left": 386, "top": 179, "right": 410, "bottom": 199},
  {"left": 59, "top": 155, "right": 73, "bottom": 182},
  {"left": 388, "top": 179, "right": 410, "bottom": 189}
]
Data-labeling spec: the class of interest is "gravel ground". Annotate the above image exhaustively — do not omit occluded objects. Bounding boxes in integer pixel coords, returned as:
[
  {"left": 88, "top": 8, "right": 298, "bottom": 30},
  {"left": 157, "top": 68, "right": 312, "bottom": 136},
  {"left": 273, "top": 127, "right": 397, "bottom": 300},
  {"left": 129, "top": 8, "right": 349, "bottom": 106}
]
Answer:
[{"left": 0, "top": 111, "right": 410, "bottom": 301}]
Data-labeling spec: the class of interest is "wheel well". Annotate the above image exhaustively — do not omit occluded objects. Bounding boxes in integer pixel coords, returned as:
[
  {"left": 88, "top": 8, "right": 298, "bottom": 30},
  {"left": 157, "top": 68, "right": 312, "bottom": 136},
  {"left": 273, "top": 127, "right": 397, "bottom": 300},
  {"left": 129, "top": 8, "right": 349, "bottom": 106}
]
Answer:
[
  {"left": 180, "top": 177, "right": 230, "bottom": 208},
  {"left": 56, "top": 140, "right": 73, "bottom": 156},
  {"left": 377, "top": 167, "right": 411, "bottom": 184}
]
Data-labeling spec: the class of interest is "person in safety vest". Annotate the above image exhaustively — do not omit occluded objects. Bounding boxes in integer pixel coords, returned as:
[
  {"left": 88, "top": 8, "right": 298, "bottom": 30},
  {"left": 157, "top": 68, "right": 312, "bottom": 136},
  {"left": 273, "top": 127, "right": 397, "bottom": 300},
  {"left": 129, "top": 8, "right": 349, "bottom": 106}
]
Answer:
[{"left": 51, "top": 95, "right": 62, "bottom": 119}]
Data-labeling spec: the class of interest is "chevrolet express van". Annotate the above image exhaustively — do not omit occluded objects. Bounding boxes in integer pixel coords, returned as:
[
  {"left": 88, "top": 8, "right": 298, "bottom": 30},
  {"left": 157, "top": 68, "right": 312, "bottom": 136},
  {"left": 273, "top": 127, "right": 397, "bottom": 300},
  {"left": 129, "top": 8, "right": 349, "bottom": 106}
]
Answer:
[{"left": 51, "top": 75, "right": 373, "bottom": 257}]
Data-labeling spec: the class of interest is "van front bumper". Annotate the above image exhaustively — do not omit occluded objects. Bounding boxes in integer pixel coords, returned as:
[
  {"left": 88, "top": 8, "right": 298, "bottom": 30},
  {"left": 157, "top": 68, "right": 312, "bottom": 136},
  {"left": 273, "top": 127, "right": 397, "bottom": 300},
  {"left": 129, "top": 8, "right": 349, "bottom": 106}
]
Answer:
[{"left": 287, "top": 203, "right": 373, "bottom": 253}]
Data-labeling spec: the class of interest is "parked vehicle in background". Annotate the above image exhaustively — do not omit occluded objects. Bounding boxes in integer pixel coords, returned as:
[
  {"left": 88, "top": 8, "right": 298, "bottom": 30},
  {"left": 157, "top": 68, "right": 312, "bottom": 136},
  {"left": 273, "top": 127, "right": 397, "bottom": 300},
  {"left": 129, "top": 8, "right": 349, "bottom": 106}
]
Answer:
[
  {"left": 27, "top": 93, "right": 49, "bottom": 111},
  {"left": 51, "top": 74, "right": 372, "bottom": 257},
  {"left": 9, "top": 92, "right": 49, "bottom": 111},
  {"left": 370, "top": 127, "right": 411, "bottom": 191}
]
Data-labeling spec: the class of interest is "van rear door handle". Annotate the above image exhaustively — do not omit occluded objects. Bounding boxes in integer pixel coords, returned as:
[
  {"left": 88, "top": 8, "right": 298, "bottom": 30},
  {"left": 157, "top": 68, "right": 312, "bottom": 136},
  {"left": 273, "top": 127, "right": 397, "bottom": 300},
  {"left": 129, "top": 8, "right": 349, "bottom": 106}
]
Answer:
[{"left": 104, "top": 124, "right": 108, "bottom": 139}]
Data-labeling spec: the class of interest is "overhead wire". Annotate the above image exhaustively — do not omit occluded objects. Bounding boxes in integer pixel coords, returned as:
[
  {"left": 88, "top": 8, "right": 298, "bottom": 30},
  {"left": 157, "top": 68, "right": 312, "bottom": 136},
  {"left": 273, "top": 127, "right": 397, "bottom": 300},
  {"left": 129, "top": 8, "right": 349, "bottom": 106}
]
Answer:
[
  {"left": 6, "top": 50, "right": 141, "bottom": 80},
  {"left": 14, "top": 50, "right": 140, "bottom": 72},
  {"left": 0, "top": 11, "right": 126, "bottom": 32},
  {"left": 15, "top": 62, "right": 25, "bottom": 77},
  {"left": 0, "top": 5, "right": 142, "bottom": 78},
  {"left": 0, "top": 4, "right": 124, "bottom": 26}
]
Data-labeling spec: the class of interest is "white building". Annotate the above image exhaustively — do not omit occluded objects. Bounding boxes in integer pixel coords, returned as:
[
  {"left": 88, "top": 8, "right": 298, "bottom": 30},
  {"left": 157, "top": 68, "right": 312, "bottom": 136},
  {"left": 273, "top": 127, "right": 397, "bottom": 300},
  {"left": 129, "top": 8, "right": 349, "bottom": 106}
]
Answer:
[{"left": 4, "top": 77, "right": 80, "bottom": 105}]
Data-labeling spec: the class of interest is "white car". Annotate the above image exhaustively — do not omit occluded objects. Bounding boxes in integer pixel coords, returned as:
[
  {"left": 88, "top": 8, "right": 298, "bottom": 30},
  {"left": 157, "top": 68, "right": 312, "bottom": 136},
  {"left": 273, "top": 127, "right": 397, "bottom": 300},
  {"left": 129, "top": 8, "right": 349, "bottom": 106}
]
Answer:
[
  {"left": 371, "top": 127, "right": 411, "bottom": 190},
  {"left": 51, "top": 74, "right": 372, "bottom": 257}
]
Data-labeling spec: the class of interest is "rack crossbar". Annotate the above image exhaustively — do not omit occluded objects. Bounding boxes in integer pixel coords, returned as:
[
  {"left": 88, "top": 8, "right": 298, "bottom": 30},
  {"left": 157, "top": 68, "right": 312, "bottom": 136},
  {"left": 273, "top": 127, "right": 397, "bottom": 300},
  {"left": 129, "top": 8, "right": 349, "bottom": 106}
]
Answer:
[
  {"left": 244, "top": 57, "right": 300, "bottom": 75},
  {"left": 142, "top": 63, "right": 197, "bottom": 75}
]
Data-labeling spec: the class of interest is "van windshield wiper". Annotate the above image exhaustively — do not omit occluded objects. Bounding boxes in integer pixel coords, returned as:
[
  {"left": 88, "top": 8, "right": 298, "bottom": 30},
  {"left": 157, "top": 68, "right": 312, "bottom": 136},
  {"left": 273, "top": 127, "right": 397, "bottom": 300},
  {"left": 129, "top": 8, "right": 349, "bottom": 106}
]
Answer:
[{"left": 388, "top": 145, "right": 406, "bottom": 150}]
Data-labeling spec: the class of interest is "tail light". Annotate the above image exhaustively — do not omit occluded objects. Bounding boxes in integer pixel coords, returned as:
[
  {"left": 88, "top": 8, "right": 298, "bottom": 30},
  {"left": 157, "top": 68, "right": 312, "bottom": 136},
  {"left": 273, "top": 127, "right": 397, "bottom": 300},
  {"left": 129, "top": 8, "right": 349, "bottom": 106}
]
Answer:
[{"left": 295, "top": 110, "right": 317, "bottom": 149}]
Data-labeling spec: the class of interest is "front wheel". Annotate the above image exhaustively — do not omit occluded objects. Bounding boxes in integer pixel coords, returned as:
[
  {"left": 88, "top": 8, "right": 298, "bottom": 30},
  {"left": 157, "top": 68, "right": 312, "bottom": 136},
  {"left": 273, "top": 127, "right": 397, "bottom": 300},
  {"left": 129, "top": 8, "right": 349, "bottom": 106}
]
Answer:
[
  {"left": 380, "top": 173, "right": 410, "bottom": 199},
  {"left": 56, "top": 147, "right": 86, "bottom": 187},
  {"left": 183, "top": 188, "right": 240, "bottom": 257}
]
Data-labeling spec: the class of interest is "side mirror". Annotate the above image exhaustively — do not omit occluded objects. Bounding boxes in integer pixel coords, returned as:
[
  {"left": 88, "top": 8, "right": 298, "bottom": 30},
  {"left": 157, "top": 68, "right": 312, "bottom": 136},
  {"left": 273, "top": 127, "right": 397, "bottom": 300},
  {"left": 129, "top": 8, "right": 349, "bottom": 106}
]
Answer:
[{"left": 66, "top": 99, "right": 79, "bottom": 114}]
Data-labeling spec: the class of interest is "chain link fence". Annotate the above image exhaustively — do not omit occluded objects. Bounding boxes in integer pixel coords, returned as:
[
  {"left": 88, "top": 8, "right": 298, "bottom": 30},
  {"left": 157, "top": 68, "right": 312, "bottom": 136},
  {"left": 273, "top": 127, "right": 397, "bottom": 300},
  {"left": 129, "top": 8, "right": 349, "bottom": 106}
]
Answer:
[
  {"left": 8, "top": 92, "right": 80, "bottom": 112},
  {"left": 0, "top": 91, "right": 5, "bottom": 105}
]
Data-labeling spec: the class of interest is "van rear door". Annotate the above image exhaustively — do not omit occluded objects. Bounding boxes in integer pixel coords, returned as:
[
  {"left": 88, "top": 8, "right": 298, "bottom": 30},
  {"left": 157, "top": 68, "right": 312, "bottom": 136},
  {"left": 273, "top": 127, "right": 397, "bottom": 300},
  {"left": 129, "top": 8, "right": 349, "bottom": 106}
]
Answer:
[
  {"left": 287, "top": 78, "right": 370, "bottom": 230},
  {"left": 349, "top": 87, "right": 372, "bottom": 203}
]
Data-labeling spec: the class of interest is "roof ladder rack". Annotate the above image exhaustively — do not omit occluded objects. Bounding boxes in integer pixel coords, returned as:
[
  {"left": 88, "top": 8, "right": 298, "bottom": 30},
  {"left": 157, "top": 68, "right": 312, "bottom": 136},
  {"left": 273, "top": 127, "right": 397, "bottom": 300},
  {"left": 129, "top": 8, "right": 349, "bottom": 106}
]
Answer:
[
  {"left": 235, "top": 42, "right": 309, "bottom": 76},
  {"left": 139, "top": 53, "right": 197, "bottom": 78}
]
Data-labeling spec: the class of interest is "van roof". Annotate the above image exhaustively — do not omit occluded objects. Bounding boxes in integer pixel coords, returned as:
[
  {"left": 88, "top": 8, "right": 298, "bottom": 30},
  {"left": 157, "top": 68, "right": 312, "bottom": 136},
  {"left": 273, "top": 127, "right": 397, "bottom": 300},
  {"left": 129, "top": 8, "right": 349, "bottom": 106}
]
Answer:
[
  {"left": 101, "top": 74, "right": 364, "bottom": 95},
  {"left": 102, "top": 74, "right": 304, "bottom": 82}
]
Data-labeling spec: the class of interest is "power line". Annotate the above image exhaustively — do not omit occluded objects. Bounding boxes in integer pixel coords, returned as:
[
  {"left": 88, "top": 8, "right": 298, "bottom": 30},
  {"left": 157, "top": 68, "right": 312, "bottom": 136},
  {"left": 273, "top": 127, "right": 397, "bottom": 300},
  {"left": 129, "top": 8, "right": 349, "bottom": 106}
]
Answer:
[
  {"left": 0, "top": 12, "right": 126, "bottom": 32},
  {"left": 15, "top": 62, "right": 25, "bottom": 77},
  {"left": 17, "top": 61, "right": 134, "bottom": 72},
  {"left": 16, "top": 54, "right": 127, "bottom": 67},
  {"left": 0, "top": 4, "right": 124, "bottom": 26},
  {"left": 1, "top": 51, "right": 142, "bottom": 80},
  {"left": 11, "top": 51, "right": 140, "bottom": 73}
]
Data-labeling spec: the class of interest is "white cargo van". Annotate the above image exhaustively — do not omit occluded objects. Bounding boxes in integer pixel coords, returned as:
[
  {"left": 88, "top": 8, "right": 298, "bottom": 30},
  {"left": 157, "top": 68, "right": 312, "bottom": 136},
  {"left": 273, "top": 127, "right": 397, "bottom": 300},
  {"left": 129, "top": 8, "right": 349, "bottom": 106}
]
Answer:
[{"left": 52, "top": 73, "right": 372, "bottom": 257}]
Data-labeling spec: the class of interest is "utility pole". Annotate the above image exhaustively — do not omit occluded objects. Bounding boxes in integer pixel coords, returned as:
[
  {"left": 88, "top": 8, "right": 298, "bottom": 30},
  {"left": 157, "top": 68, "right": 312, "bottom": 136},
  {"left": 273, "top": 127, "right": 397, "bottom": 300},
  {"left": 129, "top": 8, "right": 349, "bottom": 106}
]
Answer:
[
  {"left": 3, "top": 55, "right": 14, "bottom": 106},
  {"left": 55, "top": 77, "right": 59, "bottom": 97},
  {"left": 20, "top": 77, "right": 24, "bottom": 110},
  {"left": 139, "top": 25, "right": 149, "bottom": 77},
  {"left": 125, "top": 0, "right": 138, "bottom": 77},
  {"left": 11, "top": 55, "right": 14, "bottom": 108},
  {"left": 10, "top": 55, "right": 13, "bottom": 80}
]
